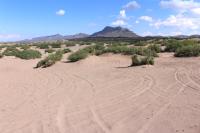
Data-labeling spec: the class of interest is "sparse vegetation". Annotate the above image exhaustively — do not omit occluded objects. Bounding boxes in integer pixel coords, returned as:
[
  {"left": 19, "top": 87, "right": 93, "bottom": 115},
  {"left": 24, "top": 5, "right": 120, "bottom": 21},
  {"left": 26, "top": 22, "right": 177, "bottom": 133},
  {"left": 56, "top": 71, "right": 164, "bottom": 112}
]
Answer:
[
  {"left": 36, "top": 43, "right": 49, "bottom": 49},
  {"left": 0, "top": 45, "right": 7, "bottom": 50},
  {"left": 101, "top": 45, "right": 158, "bottom": 57},
  {"left": 2, "top": 46, "right": 41, "bottom": 60},
  {"left": 65, "top": 42, "right": 76, "bottom": 47},
  {"left": 164, "top": 40, "right": 183, "bottom": 52},
  {"left": 2, "top": 38, "right": 200, "bottom": 67},
  {"left": 148, "top": 44, "right": 161, "bottom": 53},
  {"left": 36, "top": 50, "right": 64, "bottom": 68},
  {"left": 45, "top": 49, "right": 55, "bottom": 53},
  {"left": 62, "top": 48, "right": 71, "bottom": 53},
  {"left": 3, "top": 47, "right": 20, "bottom": 56},
  {"left": 175, "top": 45, "right": 200, "bottom": 57},
  {"left": 15, "top": 49, "right": 42, "bottom": 60},
  {"left": 50, "top": 42, "right": 62, "bottom": 48},
  {"left": 68, "top": 49, "right": 88, "bottom": 62},
  {"left": 19, "top": 45, "right": 31, "bottom": 50}
]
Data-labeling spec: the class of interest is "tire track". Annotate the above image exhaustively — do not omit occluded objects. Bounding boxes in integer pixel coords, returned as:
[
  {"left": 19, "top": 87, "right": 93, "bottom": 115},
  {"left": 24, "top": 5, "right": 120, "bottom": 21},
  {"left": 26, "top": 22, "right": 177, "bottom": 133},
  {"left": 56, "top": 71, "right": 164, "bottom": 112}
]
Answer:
[{"left": 136, "top": 70, "right": 186, "bottom": 133}]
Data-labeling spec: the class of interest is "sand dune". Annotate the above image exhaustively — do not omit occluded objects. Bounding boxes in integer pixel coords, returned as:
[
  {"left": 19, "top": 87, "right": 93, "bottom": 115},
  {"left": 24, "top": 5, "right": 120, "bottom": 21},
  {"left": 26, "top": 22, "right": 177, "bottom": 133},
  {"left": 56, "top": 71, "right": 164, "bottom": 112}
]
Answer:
[{"left": 0, "top": 53, "right": 200, "bottom": 133}]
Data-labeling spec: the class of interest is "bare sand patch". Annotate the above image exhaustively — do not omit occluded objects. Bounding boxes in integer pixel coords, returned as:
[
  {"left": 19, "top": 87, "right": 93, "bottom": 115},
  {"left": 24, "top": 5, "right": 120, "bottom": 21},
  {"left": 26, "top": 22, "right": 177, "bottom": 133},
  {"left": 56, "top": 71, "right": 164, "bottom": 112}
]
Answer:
[{"left": 0, "top": 53, "right": 200, "bottom": 133}]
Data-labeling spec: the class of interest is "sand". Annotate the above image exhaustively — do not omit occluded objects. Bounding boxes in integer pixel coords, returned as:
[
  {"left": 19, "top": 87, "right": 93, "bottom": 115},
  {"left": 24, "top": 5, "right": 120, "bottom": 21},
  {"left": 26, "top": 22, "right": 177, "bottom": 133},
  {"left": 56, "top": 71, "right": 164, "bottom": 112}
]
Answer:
[{"left": 0, "top": 53, "right": 200, "bottom": 133}]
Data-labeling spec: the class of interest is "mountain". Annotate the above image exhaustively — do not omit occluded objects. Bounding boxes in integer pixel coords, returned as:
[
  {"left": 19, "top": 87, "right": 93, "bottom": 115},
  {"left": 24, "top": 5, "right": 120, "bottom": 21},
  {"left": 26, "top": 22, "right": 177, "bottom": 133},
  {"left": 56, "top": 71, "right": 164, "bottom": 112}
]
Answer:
[
  {"left": 30, "top": 34, "right": 64, "bottom": 42},
  {"left": 91, "top": 26, "right": 139, "bottom": 38},
  {"left": 64, "top": 33, "right": 89, "bottom": 39},
  {"left": 189, "top": 35, "right": 200, "bottom": 38},
  {"left": 20, "top": 33, "right": 89, "bottom": 42}
]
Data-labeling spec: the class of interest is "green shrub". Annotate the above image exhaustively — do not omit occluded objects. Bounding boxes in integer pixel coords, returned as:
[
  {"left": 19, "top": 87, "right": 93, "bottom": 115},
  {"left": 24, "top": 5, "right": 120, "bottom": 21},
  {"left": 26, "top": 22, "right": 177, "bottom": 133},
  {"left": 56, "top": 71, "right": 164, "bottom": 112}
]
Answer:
[
  {"left": 164, "top": 40, "right": 182, "bottom": 52},
  {"left": 175, "top": 45, "right": 200, "bottom": 57},
  {"left": 104, "top": 46, "right": 158, "bottom": 57},
  {"left": 3, "top": 47, "right": 20, "bottom": 56},
  {"left": 139, "top": 48, "right": 159, "bottom": 57},
  {"left": 62, "top": 48, "right": 71, "bottom": 53},
  {"left": 131, "top": 55, "right": 154, "bottom": 66},
  {"left": 146, "top": 56, "right": 154, "bottom": 65},
  {"left": 16, "top": 50, "right": 42, "bottom": 60},
  {"left": 148, "top": 44, "right": 161, "bottom": 53},
  {"left": 65, "top": 42, "right": 76, "bottom": 47},
  {"left": 134, "top": 41, "right": 147, "bottom": 46},
  {"left": 36, "top": 50, "right": 63, "bottom": 68},
  {"left": 0, "top": 45, "right": 7, "bottom": 50},
  {"left": 105, "top": 46, "right": 128, "bottom": 54},
  {"left": 37, "top": 43, "right": 49, "bottom": 49},
  {"left": 19, "top": 45, "right": 30, "bottom": 50},
  {"left": 50, "top": 43, "right": 61, "bottom": 48},
  {"left": 68, "top": 50, "right": 88, "bottom": 62},
  {"left": 45, "top": 49, "right": 55, "bottom": 53}
]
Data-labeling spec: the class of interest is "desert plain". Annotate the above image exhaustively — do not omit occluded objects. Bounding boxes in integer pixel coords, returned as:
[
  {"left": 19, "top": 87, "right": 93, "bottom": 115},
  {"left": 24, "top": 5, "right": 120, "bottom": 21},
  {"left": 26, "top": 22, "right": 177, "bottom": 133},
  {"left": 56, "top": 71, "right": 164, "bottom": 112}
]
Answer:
[{"left": 0, "top": 52, "right": 200, "bottom": 133}]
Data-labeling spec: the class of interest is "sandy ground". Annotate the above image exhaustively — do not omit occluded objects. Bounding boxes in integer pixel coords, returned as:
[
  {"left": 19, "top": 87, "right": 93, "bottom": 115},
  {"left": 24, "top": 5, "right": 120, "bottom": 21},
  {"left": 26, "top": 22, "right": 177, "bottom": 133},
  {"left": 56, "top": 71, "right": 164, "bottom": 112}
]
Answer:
[{"left": 0, "top": 53, "right": 200, "bottom": 133}]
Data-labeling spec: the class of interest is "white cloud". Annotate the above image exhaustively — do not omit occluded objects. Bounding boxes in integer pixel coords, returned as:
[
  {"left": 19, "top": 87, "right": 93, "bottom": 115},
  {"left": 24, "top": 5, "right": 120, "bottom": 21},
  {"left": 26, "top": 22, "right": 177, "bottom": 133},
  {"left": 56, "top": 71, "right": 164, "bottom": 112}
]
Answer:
[
  {"left": 150, "top": 0, "right": 200, "bottom": 34},
  {"left": 56, "top": 9, "right": 65, "bottom": 16},
  {"left": 139, "top": 16, "right": 153, "bottom": 22},
  {"left": 160, "top": 0, "right": 200, "bottom": 9},
  {"left": 119, "top": 10, "right": 126, "bottom": 19},
  {"left": 112, "top": 20, "right": 127, "bottom": 26},
  {"left": 135, "top": 20, "right": 140, "bottom": 24},
  {"left": 160, "top": 0, "right": 200, "bottom": 14},
  {"left": 191, "top": 8, "right": 200, "bottom": 15},
  {"left": 142, "top": 31, "right": 153, "bottom": 36},
  {"left": 123, "top": 1, "right": 140, "bottom": 10},
  {"left": 152, "top": 14, "right": 200, "bottom": 30},
  {"left": 112, "top": 10, "right": 128, "bottom": 26}
]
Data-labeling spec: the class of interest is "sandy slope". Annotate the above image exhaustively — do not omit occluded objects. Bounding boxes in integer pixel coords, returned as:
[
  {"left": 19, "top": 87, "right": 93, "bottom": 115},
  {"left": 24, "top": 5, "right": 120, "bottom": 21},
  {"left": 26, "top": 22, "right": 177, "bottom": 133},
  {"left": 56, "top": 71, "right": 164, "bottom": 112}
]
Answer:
[{"left": 0, "top": 53, "right": 200, "bottom": 133}]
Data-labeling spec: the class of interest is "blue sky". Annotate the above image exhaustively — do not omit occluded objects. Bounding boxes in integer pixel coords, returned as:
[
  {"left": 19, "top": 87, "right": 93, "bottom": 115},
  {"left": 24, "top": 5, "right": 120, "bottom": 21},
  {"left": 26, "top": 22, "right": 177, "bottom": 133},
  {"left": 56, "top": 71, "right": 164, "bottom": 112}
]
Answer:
[{"left": 1, "top": 0, "right": 200, "bottom": 41}]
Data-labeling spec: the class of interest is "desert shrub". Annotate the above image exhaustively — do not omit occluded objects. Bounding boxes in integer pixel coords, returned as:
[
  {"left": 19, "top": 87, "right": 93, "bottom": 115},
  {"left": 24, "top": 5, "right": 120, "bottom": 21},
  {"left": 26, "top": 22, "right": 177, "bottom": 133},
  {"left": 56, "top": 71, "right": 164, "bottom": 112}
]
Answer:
[
  {"left": 65, "top": 42, "right": 76, "bottom": 47},
  {"left": 68, "top": 50, "right": 88, "bottom": 62},
  {"left": 104, "top": 46, "right": 158, "bottom": 57},
  {"left": 146, "top": 56, "right": 154, "bottom": 65},
  {"left": 90, "top": 44, "right": 105, "bottom": 55},
  {"left": 50, "top": 42, "right": 61, "bottom": 48},
  {"left": 45, "top": 49, "right": 55, "bottom": 53},
  {"left": 134, "top": 41, "right": 147, "bottom": 46},
  {"left": 36, "top": 50, "right": 63, "bottom": 68},
  {"left": 148, "top": 44, "right": 161, "bottom": 53},
  {"left": 131, "top": 55, "right": 154, "bottom": 66},
  {"left": 138, "top": 48, "right": 159, "bottom": 57},
  {"left": 37, "top": 43, "right": 49, "bottom": 49},
  {"left": 164, "top": 40, "right": 182, "bottom": 52},
  {"left": 3, "top": 47, "right": 20, "bottom": 56},
  {"left": 62, "top": 48, "right": 71, "bottom": 53},
  {"left": 0, "top": 45, "right": 7, "bottom": 50},
  {"left": 105, "top": 46, "right": 128, "bottom": 54},
  {"left": 181, "top": 40, "right": 197, "bottom": 45},
  {"left": 0, "top": 53, "right": 3, "bottom": 58},
  {"left": 76, "top": 44, "right": 105, "bottom": 55},
  {"left": 16, "top": 49, "right": 42, "bottom": 60},
  {"left": 175, "top": 45, "right": 200, "bottom": 57},
  {"left": 19, "top": 45, "right": 30, "bottom": 50}
]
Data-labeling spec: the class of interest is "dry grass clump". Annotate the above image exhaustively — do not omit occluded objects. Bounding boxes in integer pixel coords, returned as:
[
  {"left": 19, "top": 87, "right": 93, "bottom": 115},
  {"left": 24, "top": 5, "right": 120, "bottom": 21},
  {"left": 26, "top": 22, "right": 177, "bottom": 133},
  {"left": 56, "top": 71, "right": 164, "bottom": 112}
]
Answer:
[
  {"left": 36, "top": 50, "right": 63, "bottom": 68},
  {"left": 131, "top": 54, "right": 154, "bottom": 66}
]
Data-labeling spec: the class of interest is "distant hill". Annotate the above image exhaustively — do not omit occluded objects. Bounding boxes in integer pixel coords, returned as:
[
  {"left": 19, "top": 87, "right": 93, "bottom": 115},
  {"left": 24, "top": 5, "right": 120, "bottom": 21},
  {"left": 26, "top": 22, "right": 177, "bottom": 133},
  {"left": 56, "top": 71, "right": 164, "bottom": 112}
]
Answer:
[
  {"left": 17, "top": 26, "right": 200, "bottom": 43},
  {"left": 20, "top": 33, "right": 89, "bottom": 42},
  {"left": 30, "top": 34, "right": 64, "bottom": 42},
  {"left": 64, "top": 33, "right": 89, "bottom": 39},
  {"left": 91, "top": 26, "right": 139, "bottom": 38}
]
